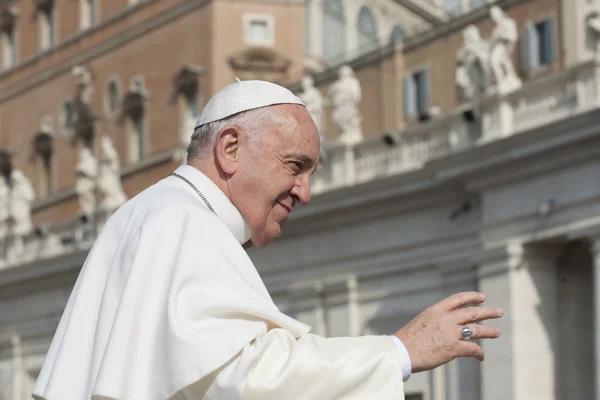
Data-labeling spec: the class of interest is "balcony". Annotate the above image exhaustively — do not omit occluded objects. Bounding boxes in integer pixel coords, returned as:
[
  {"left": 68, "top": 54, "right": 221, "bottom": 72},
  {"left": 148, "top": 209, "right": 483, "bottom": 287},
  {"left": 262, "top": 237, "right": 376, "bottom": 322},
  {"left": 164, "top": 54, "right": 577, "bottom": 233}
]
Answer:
[
  {"left": 312, "top": 60, "right": 600, "bottom": 195},
  {"left": 0, "top": 60, "right": 599, "bottom": 272}
]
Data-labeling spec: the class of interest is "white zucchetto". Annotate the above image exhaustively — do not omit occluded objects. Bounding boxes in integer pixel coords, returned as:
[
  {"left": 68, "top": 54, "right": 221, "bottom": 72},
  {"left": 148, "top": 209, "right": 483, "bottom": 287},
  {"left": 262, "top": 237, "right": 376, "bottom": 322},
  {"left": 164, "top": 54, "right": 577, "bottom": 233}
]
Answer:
[{"left": 194, "top": 79, "right": 305, "bottom": 128}]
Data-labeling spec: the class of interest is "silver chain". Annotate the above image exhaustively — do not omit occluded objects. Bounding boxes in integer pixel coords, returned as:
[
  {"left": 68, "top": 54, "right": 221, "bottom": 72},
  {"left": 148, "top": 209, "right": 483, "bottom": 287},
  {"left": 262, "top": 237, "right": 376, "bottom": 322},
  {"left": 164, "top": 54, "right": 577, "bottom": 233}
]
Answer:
[{"left": 169, "top": 172, "right": 217, "bottom": 215}]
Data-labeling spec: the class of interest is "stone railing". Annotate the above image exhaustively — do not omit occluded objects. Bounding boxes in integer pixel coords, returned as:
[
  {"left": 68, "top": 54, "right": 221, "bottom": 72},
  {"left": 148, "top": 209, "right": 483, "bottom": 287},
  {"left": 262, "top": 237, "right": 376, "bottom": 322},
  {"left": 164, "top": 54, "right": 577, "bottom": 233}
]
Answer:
[
  {"left": 312, "top": 60, "right": 600, "bottom": 195},
  {"left": 0, "top": 210, "right": 111, "bottom": 270},
  {"left": 1, "top": 61, "right": 599, "bottom": 269}
]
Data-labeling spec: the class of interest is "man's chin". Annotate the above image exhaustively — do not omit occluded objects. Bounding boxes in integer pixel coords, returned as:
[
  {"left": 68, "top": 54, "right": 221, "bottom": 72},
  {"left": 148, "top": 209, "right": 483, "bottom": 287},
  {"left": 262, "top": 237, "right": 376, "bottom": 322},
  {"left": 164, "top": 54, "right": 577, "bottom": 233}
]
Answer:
[{"left": 251, "top": 226, "right": 282, "bottom": 248}]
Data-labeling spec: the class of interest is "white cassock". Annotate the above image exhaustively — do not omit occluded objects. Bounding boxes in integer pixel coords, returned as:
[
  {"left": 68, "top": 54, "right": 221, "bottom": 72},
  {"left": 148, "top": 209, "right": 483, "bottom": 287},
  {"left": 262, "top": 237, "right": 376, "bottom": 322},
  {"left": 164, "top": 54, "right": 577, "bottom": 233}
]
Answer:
[{"left": 32, "top": 165, "right": 409, "bottom": 400}]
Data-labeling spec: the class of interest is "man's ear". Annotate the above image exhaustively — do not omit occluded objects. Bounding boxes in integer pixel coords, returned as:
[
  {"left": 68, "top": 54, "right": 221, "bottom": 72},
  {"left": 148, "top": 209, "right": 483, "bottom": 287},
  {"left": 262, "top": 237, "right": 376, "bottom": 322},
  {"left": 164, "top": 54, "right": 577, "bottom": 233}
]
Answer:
[{"left": 215, "top": 126, "right": 240, "bottom": 175}]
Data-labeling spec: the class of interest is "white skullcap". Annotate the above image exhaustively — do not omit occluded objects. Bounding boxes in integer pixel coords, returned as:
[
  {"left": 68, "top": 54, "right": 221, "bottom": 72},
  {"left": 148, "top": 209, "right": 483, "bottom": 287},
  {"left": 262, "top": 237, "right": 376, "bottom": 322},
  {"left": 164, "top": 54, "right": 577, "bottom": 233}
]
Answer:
[{"left": 194, "top": 79, "right": 305, "bottom": 128}]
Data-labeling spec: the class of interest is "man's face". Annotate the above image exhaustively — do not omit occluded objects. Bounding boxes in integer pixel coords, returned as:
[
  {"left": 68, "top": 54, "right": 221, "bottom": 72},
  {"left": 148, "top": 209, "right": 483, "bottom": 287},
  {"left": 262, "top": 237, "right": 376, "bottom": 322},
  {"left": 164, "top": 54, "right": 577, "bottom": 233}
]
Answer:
[{"left": 230, "top": 105, "right": 320, "bottom": 248}]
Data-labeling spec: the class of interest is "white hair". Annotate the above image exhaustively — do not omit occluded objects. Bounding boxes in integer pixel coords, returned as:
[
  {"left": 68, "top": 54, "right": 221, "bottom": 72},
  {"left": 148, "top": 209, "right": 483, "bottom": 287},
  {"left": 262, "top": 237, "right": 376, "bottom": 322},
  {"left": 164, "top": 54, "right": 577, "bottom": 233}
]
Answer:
[{"left": 187, "top": 106, "right": 276, "bottom": 161}]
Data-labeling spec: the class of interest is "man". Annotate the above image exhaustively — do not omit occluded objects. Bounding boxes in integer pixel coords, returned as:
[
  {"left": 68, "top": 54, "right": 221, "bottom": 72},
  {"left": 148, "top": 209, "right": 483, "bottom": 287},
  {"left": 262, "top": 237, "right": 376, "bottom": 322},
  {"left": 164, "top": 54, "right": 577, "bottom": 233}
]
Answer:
[{"left": 33, "top": 80, "right": 502, "bottom": 400}]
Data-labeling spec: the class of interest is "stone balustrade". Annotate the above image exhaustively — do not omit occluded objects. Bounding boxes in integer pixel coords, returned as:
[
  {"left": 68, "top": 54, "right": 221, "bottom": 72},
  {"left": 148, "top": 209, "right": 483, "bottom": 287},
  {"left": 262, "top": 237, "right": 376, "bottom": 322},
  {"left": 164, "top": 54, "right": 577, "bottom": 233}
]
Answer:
[
  {"left": 1, "top": 61, "right": 599, "bottom": 269},
  {"left": 313, "top": 60, "right": 600, "bottom": 195}
]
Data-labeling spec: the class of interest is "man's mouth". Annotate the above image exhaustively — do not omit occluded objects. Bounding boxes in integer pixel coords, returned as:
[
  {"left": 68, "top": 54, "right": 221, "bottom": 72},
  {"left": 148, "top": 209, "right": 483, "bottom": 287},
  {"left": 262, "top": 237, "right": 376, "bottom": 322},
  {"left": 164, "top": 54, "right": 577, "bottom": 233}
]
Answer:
[{"left": 277, "top": 201, "right": 293, "bottom": 213}]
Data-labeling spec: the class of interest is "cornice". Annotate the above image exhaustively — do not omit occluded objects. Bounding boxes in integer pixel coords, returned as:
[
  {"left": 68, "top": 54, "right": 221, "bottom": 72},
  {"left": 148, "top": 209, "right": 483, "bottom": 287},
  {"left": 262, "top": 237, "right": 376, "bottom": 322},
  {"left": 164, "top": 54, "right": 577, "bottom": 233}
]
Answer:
[
  {"left": 432, "top": 108, "right": 600, "bottom": 191},
  {"left": 258, "top": 231, "right": 480, "bottom": 290},
  {"left": 391, "top": 0, "right": 447, "bottom": 24},
  {"left": 0, "top": 0, "right": 211, "bottom": 103},
  {"left": 288, "top": 43, "right": 396, "bottom": 92},
  {"left": 0, "top": 247, "right": 88, "bottom": 295},
  {"left": 285, "top": 174, "right": 470, "bottom": 239},
  {"left": 402, "top": 0, "right": 530, "bottom": 53}
]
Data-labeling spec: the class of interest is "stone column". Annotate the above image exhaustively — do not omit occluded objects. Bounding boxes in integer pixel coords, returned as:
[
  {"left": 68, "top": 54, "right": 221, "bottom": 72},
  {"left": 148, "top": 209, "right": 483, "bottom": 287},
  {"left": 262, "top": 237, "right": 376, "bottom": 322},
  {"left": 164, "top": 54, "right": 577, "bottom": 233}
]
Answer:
[
  {"left": 313, "top": 281, "right": 328, "bottom": 337},
  {"left": 591, "top": 239, "right": 600, "bottom": 399},
  {"left": 347, "top": 275, "right": 360, "bottom": 336},
  {"left": 440, "top": 263, "right": 479, "bottom": 400},
  {"left": 477, "top": 241, "right": 561, "bottom": 400}
]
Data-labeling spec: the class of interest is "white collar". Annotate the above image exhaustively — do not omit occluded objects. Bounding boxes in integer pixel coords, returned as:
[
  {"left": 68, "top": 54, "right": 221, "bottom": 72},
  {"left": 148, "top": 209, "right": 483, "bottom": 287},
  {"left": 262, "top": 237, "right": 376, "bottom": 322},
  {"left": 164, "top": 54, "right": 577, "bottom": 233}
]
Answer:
[{"left": 171, "top": 165, "right": 252, "bottom": 246}]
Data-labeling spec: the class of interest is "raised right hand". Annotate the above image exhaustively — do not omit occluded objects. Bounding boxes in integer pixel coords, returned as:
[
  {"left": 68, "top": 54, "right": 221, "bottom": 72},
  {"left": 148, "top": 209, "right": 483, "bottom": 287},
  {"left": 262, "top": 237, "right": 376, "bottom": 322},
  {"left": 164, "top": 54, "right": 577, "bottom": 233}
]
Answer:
[{"left": 394, "top": 291, "right": 503, "bottom": 373}]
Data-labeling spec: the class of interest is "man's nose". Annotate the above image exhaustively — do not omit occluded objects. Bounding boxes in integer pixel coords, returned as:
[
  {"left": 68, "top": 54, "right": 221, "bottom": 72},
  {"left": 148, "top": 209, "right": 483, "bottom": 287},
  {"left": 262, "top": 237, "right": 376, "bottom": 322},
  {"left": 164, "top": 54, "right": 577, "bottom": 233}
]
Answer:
[{"left": 291, "top": 176, "right": 311, "bottom": 206}]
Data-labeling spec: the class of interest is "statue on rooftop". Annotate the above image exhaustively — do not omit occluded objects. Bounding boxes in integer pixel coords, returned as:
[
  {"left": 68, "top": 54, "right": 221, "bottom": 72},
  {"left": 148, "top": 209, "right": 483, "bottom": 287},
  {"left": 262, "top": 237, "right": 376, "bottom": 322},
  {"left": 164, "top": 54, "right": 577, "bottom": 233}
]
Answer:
[
  {"left": 75, "top": 147, "right": 98, "bottom": 217},
  {"left": 455, "top": 7, "right": 521, "bottom": 102},
  {"left": 328, "top": 65, "right": 362, "bottom": 145},
  {"left": 97, "top": 135, "right": 127, "bottom": 214}
]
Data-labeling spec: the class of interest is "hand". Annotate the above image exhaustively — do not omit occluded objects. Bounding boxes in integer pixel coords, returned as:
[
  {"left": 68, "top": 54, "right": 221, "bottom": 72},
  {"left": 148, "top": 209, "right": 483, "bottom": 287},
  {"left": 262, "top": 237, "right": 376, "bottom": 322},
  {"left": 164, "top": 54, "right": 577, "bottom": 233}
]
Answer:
[{"left": 394, "top": 291, "right": 503, "bottom": 373}]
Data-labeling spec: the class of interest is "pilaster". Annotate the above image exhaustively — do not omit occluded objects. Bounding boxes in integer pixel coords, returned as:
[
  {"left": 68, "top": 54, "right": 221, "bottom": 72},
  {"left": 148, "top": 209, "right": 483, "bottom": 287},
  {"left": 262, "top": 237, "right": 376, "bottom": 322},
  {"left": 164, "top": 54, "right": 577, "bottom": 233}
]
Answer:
[{"left": 475, "top": 241, "right": 561, "bottom": 400}]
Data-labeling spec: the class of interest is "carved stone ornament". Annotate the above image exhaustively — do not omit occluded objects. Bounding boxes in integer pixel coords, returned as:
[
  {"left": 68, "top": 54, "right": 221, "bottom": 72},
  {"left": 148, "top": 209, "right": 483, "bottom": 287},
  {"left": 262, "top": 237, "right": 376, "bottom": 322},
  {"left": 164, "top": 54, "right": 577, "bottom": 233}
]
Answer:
[
  {"left": 121, "top": 75, "right": 149, "bottom": 122},
  {"left": 297, "top": 75, "right": 328, "bottom": 160},
  {"left": 32, "top": 132, "right": 53, "bottom": 167},
  {"left": 455, "top": 25, "right": 490, "bottom": 103},
  {"left": 0, "top": 4, "right": 18, "bottom": 33},
  {"left": 34, "top": 0, "right": 53, "bottom": 12},
  {"left": 173, "top": 65, "right": 206, "bottom": 100},
  {"left": 328, "top": 65, "right": 362, "bottom": 145},
  {"left": 121, "top": 92, "right": 145, "bottom": 121},
  {"left": 228, "top": 47, "right": 291, "bottom": 84},
  {"left": 97, "top": 135, "right": 127, "bottom": 213},
  {"left": 75, "top": 147, "right": 98, "bottom": 216},
  {"left": 455, "top": 6, "right": 521, "bottom": 102},
  {"left": 0, "top": 147, "right": 35, "bottom": 263},
  {"left": 586, "top": 0, "right": 600, "bottom": 59},
  {"left": 71, "top": 66, "right": 96, "bottom": 148}
]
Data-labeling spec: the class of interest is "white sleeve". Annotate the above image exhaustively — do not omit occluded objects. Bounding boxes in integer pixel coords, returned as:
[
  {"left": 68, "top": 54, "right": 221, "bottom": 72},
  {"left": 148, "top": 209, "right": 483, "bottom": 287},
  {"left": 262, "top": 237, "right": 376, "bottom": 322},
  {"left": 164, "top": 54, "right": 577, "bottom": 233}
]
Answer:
[
  {"left": 389, "top": 335, "right": 412, "bottom": 382},
  {"left": 181, "top": 329, "right": 406, "bottom": 400}
]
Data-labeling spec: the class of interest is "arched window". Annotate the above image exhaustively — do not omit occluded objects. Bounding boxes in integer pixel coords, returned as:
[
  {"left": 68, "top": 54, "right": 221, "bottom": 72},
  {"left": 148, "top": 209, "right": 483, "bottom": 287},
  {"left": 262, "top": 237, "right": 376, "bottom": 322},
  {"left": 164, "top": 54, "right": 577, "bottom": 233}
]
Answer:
[
  {"left": 32, "top": 131, "right": 54, "bottom": 196},
  {"left": 322, "top": 0, "right": 345, "bottom": 64},
  {"left": 390, "top": 24, "right": 405, "bottom": 44},
  {"left": 37, "top": 1, "right": 55, "bottom": 51},
  {"left": 357, "top": 6, "right": 378, "bottom": 55}
]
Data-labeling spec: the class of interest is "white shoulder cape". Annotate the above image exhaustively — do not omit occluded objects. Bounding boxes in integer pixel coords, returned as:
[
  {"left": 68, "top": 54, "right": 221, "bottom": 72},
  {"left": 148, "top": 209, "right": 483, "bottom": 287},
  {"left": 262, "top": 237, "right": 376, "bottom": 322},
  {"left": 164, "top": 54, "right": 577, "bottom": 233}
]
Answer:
[{"left": 32, "top": 174, "right": 310, "bottom": 400}]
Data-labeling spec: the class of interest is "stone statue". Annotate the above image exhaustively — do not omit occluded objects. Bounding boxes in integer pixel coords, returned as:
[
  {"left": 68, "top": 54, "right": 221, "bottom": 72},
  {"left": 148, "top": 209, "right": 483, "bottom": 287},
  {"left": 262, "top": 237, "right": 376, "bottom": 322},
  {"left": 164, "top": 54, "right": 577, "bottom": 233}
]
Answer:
[
  {"left": 587, "top": 0, "right": 600, "bottom": 59},
  {"left": 7, "top": 169, "right": 35, "bottom": 260},
  {"left": 71, "top": 66, "right": 96, "bottom": 148},
  {"left": 455, "top": 7, "right": 521, "bottom": 102},
  {"left": 97, "top": 135, "right": 127, "bottom": 213},
  {"left": 0, "top": 165, "right": 35, "bottom": 262},
  {"left": 75, "top": 147, "right": 98, "bottom": 217},
  {"left": 72, "top": 65, "right": 94, "bottom": 106},
  {"left": 8, "top": 169, "right": 35, "bottom": 237},
  {"left": 488, "top": 6, "right": 521, "bottom": 93},
  {"left": 298, "top": 76, "right": 324, "bottom": 133},
  {"left": 328, "top": 65, "right": 362, "bottom": 145},
  {"left": 297, "top": 75, "right": 328, "bottom": 160},
  {"left": 456, "top": 25, "right": 490, "bottom": 103}
]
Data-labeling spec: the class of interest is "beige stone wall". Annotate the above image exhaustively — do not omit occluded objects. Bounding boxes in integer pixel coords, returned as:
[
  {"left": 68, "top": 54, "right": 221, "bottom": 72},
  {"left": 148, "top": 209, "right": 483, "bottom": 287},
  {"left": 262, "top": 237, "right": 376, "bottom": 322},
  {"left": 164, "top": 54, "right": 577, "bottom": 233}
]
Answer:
[
  {"left": 403, "top": 0, "right": 562, "bottom": 116},
  {"left": 0, "top": 0, "right": 307, "bottom": 225},
  {"left": 210, "top": 0, "right": 305, "bottom": 91},
  {"left": 0, "top": 0, "right": 567, "bottom": 225}
]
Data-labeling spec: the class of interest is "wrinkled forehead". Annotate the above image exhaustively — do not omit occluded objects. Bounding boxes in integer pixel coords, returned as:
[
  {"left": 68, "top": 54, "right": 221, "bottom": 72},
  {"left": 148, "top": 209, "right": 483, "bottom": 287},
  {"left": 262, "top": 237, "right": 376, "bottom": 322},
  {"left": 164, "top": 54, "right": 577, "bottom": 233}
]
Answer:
[{"left": 269, "top": 105, "right": 320, "bottom": 161}]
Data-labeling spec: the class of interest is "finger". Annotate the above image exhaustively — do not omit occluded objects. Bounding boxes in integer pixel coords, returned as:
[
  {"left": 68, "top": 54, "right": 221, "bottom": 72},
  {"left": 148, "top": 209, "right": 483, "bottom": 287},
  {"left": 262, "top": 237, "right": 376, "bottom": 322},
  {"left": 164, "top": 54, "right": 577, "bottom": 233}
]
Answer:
[
  {"left": 453, "top": 306, "right": 504, "bottom": 324},
  {"left": 438, "top": 291, "right": 485, "bottom": 311},
  {"left": 458, "top": 324, "right": 501, "bottom": 340},
  {"left": 457, "top": 341, "right": 485, "bottom": 361}
]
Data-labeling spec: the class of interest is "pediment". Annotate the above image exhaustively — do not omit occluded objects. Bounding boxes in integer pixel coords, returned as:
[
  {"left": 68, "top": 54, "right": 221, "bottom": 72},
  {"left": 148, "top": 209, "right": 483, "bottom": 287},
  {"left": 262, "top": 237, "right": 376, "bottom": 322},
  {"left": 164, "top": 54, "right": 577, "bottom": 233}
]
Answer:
[
  {"left": 0, "top": 5, "right": 17, "bottom": 32},
  {"left": 173, "top": 65, "right": 205, "bottom": 92},
  {"left": 228, "top": 47, "right": 291, "bottom": 83}
]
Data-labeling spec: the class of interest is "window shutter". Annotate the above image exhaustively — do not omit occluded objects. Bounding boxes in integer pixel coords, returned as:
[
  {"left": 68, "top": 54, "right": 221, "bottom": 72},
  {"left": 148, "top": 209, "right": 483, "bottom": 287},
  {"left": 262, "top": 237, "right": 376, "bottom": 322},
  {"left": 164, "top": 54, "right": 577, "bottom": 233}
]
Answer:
[
  {"left": 418, "top": 69, "right": 430, "bottom": 112},
  {"left": 403, "top": 74, "right": 416, "bottom": 119},
  {"left": 545, "top": 17, "right": 556, "bottom": 64},
  {"left": 520, "top": 23, "right": 540, "bottom": 72}
]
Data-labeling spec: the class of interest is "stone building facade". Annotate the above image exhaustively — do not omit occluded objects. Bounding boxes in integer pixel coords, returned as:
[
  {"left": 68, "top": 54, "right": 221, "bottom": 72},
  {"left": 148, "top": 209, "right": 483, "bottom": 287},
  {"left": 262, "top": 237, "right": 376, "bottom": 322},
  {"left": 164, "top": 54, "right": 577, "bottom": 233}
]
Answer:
[{"left": 1, "top": 0, "right": 598, "bottom": 399}]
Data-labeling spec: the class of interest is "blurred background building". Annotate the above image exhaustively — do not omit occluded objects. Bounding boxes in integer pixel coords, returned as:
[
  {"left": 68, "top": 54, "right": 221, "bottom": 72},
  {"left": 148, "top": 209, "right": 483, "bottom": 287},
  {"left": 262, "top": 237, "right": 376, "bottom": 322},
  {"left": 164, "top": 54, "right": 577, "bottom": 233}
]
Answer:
[{"left": 0, "top": 0, "right": 598, "bottom": 398}]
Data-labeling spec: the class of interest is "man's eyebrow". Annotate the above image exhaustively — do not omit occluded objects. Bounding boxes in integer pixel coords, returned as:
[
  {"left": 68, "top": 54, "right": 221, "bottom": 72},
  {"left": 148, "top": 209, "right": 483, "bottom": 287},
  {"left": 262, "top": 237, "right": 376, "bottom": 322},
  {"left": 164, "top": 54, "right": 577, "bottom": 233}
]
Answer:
[{"left": 284, "top": 154, "right": 315, "bottom": 165}]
